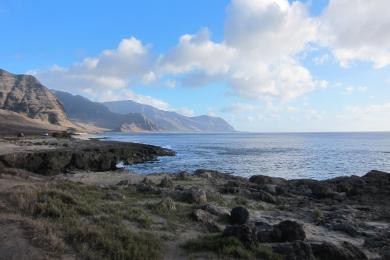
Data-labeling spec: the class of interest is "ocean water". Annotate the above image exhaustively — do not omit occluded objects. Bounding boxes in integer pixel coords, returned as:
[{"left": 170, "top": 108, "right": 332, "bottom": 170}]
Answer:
[{"left": 99, "top": 132, "right": 390, "bottom": 180}]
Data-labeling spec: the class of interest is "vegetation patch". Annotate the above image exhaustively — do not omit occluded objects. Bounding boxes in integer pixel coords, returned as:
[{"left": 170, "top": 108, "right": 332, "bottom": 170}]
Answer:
[
  {"left": 182, "top": 234, "right": 282, "bottom": 260},
  {"left": 6, "top": 181, "right": 165, "bottom": 259}
]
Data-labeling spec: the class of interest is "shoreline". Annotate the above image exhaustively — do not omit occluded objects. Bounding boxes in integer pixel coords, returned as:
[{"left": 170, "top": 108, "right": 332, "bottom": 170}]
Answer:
[{"left": 0, "top": 135, "right": 389, "bottom": 259}]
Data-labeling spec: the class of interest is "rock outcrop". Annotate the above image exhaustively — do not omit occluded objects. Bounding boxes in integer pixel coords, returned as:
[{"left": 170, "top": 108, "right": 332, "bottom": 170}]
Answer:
[{"left": 0, "top": 139, "right": 175, "bottom": 175}]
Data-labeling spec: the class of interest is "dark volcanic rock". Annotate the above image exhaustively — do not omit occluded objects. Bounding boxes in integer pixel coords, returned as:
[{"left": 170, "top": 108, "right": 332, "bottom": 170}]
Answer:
[
  {"left": 0, "top": 139, "right": 175, "bottom": 175},
  {"left": 223, "top": 224, "right": 257, "bottom": 245},
  {"left": 225, "top": 220, "right": 306, "bottom": 245},
  {"left": 311, "top": 241, "right": 368, "bottom": 260},
  {"left": 272, "top": 220, "right": 306, "bottom": 242},
  {"left": 200, "top": 204, "right": 230, "bottom": 218},
  {"left": 192, "top": 209, "right": 222, "bottom": 233},
  {"left": 175, "top": 187, "right": 208, "bottom": 204},
  {"left": 230, "top": 207, "right": 249, "bottom": 225}
]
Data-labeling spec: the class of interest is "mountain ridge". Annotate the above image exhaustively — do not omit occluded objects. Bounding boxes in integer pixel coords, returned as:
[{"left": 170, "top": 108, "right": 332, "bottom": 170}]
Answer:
[
  {"left": 103, "top": 100, "right": 235, "bottom": 132},
  {"left": 0, "top": 69, "right": 78, "bottom": 133}
]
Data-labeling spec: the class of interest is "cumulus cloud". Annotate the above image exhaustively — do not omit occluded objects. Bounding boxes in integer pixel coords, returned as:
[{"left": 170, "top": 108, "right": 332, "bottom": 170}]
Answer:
[
  {"left": 159, "top": 0, "right": 320, "bottom": 100},
  {"left": 31, "top": 37, "right": 155, "bottom": 93},
  {"left": 320, "top": 0, "right": 390, "bottom": 68},
  {"left": 30, "top": 0, "right": 390, "bottom": 116},
  {"left": 159, "top": 28, "right": 235, "bottom": 76}
]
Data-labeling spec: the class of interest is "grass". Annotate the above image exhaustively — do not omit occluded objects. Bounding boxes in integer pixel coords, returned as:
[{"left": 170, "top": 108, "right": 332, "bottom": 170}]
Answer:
[
  {"left": 313, "top": 207, "right": 322, "bottom": 222},
  {"left": 182, "top": 234, "right": 282, "bottom": 260},
  {"left": 6, "top": 181, "right": 165, "bottom": 259}
]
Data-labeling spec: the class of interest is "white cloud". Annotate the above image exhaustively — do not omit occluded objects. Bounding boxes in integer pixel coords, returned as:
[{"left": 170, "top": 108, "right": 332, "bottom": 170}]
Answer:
[
  {"left": 159, "top": 0, "right": 321, "bottom": 100},
  {"left": 159, "top": 28, "right": 235, "bottom": 76},
  {"left": 31, "top": 37, "right": 154, "bottom": 93},
  {"left": 320, "top": 0, "right": 390, "bottom": 68},
  {"left": 347, "top": 103, "right": 390, "bottom": 116}
]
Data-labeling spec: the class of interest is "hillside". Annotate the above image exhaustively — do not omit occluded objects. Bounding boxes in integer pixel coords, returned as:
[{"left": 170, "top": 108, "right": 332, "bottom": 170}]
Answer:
[
  {"left": 103, "top": 100, "right": 235, "bottom": 132},
  {"left": 52, "top": 90, "right": 160, "bottom": 132},
  {"left": 0, "top": 69, "right": 78, "bottom": 134}
]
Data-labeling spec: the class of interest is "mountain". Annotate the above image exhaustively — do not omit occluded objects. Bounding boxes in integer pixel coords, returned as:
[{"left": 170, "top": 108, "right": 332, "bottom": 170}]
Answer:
[
  {"left": 103, "top": 100, "right": 235, "bottom": 132},
  {"left": 0, "top": 69, "right": 77, "bottom": 133},
  {"left": 52, "top": 90, "right": 160, "bottom": 132}
]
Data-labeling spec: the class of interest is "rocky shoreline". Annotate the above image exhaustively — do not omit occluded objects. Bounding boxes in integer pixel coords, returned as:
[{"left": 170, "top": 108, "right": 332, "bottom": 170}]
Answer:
[
  {"left": 0, "top": 135, "right": 175, "bottom": 175},
  {"left": 0, "top": 136, "right": 389, "bottom": 259}
]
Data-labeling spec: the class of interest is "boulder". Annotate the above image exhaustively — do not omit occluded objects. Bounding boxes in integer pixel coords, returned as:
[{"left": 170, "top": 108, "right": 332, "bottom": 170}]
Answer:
[
  {"left": 200, "top": 204, "right": 230, "bottom": 218},
  {"left": 136, "top": 183, "right": 160, "bottom": 194},
  {"left": 176, "top": 187, "right": 208, "bottom": 204},
  {"left": 230, "top": 207, "right": 249, "bottom": 225},
  {"left": 224, "top": 220, "right": 306, "bottom": 245},
  {"left": 223, "top": 224, "right": 257, "bottom": 245},
  {"left": 249, "top": 175, "right": 286, "bottom": 185},
  {"left": 192, "top": 209, "right": 222, "bottom": 233},
  {"left": 272, "top": 220, "right": 306, "bottom": 242}
]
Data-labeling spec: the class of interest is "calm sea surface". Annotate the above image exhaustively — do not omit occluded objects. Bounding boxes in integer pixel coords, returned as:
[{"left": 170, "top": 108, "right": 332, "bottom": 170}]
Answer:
[{"left": 98, "top": 132, "right": 390, "bottom": 180}]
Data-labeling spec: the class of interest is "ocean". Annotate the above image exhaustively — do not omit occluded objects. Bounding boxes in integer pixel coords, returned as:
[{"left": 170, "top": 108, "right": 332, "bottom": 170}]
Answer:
[{"left": 98, "top": 132, "right": 390, "bottom": 180}]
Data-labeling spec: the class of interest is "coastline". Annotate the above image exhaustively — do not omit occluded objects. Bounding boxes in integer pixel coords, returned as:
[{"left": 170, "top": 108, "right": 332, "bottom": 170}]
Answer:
[{"left": 0, "top": 135, "right": 389, "bottom": 259}]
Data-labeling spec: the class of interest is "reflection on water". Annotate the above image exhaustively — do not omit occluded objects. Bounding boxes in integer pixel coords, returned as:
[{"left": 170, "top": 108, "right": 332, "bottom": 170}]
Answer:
[{"left": 100, "top": 132, "right": 390, "bottom": 180}]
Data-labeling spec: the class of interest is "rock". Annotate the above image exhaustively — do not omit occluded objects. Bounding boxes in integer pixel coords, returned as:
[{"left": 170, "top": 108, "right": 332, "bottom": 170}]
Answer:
[
  {"left": 311, "top": 241, "right": 367, "bottom": 260},
  {"left": 159, "top": 177, "right": 174, "bottom": 188},
  {"left": 192, "top": 209, "right": 222, "bottom": 233},
  {"left": 327, "top": 222, "right": 359, "bottom": 237},
  {"left": 249, "top": 175, "right": 286, "bottom": 185},
  {"left": 223, "top": 224, "right": 257, "bottom": 245},
  {"left": 194, "top": 169, "right": 229, "bottom": 179},
  {"left": 230, "top": 207, "right": 249, "bottom": 225},
  {"left": 177, "top": 187, "right": 208, "bottom": 204},
  {"left": 272, "top": 220, "right": 306, "bottom": 242},
  {"left": 381, "top": 246, "right": 390, "bottom": 260},
  {"left": 17, "top": 132, "right": 25, "bottom": 137},
  {"left": 156, "top": 197, "right": 176, "bottom": 212},
  {"left": 105, "top": 191, "right": 125, "bottom": 200},
  {"left": 249, "top": 175, "right": 274, "bottom": 185},
  {"left": 251, "top": 190, "right": 277, "bottom": 204},
  {"left": 52, "top": 131, "right": 72, "bottom": 138},
  {"left": 272, "top": 241, "right": 315, "bottom": 260},
  {"left": 136, "top": 183, "right": 160, "bottom": 194},
  {"left": 200, "top": 204, "right": 230, "bottom": 218},
  {"left": 0, "top": 139, "right": 175, "bottom": 175},
  {"left": 116, "top": 179, "right": 131, "bottom": 186},
  {"left": 175, "top": 171, "right": 190, "bottom": 180}
]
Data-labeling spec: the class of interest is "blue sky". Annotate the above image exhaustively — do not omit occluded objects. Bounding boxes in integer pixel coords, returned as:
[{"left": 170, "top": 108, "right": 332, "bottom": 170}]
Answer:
[{"left": 1, "top": 0, "right": 390, "bottom": 132}]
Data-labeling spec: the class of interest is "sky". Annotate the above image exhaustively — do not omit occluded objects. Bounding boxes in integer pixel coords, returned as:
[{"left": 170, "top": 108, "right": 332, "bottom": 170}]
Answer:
[{"left": 1, "top": 0, "right": 390, "bottom": 132}]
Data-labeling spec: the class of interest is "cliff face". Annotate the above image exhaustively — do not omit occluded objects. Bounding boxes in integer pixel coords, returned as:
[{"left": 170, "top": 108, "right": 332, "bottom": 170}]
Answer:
[{"left": 0, "top": 69, "right": 74, "bottom": 128}]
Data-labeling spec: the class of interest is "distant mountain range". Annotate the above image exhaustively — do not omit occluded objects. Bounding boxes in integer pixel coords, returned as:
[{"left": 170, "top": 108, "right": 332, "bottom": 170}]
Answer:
[
  {"left": 0, "top": 68, "right": 235, "bottom": 134},
  {"left": 103, "top": 100, "right": 235, "bottom": 132},
  {"left": 54, "top": 91, "right": 235, "bottom": 132}
]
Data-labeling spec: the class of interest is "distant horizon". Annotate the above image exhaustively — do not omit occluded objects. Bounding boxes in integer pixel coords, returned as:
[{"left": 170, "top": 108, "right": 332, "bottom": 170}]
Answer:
[{"left": 2, "top": 0, "right": 390, "bottom": 132}]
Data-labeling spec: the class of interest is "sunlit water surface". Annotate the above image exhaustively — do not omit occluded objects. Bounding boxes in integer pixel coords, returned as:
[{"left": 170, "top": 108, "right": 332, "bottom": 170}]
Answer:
[{"left": 98, "top": 132, "right": 390, "bottom": 180}]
